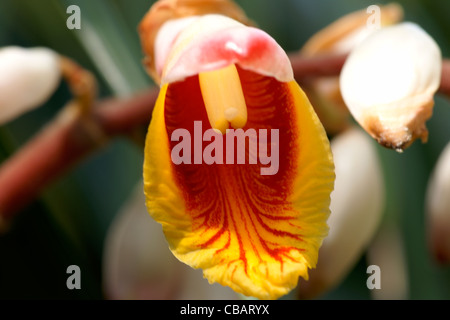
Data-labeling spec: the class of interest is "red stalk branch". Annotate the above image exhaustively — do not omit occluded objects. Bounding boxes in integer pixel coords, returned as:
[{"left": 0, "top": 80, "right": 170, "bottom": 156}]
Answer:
[
  {"left": 0, "top": 54, "right": 450, "bottom": 227},
  {"left": 0, "top": 89, "right": 158, "bottom": 227}
]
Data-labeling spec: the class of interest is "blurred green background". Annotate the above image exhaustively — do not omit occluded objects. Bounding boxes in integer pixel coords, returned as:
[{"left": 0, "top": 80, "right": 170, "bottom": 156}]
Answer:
[{"left": 0, "top": 0, "right": 449, "bottom": 299}]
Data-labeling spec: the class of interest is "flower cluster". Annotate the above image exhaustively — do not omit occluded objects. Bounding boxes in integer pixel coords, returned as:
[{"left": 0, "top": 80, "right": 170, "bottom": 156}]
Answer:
[{"left": 1, "top": 0, "right": 449, "bottom": 300}]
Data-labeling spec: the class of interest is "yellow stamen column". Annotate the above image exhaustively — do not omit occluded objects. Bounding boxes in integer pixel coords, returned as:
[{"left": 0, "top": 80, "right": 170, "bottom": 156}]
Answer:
[{"left": 199, "top": 64, "right": 248, "bottom": 133}]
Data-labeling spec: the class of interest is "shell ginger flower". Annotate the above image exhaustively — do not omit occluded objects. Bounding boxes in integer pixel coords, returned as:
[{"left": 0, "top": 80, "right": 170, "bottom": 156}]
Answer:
[{"left": 139, "top": 1, "right": 335, "bottom": 300}]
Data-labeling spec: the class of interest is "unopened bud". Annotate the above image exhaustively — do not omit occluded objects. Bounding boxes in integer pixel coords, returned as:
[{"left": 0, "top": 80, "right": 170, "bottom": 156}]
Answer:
[
  {"left": 301, "top": 3, "right": 403, "bottom": 56},
  {"left": 340, "top": 22, "right": 442, "bottom": 151},
  {"left": 0, "top": 46, "right": 61, "bottom": 125},
  {"left": 103, "top": 183, "right": 182, "bottom": 299},
  {"left": 300, "top": 4, "right": 403, "bottom": 134},
  {"left": 426, "top": 142, "right": 450, "bottom": 264},
  {"left": 298, "top": 127, "right": 385, "bottom": 299},
  {"left": 366, "top": 224, "right": 408, "bottom": 299}
]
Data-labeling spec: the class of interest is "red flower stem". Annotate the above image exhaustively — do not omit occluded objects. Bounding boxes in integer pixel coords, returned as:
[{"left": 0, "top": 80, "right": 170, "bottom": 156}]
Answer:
[
  {"left": 0, "top": 54, "right": 449, "bottom": 228},
  {"left": 290, "top": 53, "right": 349, "bottom": 81},
  {"left": 0, "top": 88, "right": 158, "bottom": 228}
]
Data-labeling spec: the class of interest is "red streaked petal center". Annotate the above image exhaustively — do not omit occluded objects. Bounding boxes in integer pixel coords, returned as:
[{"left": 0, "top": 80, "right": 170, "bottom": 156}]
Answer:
[{"left": 163, "top": 67, "right": 305, "bottom": 274}]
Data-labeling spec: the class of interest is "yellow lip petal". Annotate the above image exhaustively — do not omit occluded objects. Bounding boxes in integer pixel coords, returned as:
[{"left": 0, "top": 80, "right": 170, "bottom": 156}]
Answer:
[{"left": 143, "top": 68, "right": 334, "bottom": 300}]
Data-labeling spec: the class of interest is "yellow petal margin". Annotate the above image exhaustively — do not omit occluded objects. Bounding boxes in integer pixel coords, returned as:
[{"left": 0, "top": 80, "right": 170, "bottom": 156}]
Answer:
[{"left": 143, "top": 68, "right": 335, "bottom": 300}]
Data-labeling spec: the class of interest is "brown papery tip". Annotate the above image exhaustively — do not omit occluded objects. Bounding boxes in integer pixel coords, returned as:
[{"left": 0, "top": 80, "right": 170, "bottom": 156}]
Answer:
[{"left": 362, "top": 99, "right": 434, "bottom": 152}]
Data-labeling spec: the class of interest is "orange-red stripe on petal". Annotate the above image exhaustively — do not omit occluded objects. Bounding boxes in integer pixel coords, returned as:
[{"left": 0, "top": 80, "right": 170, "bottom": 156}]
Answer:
[{"left": 143, "top": 65, "right": 335, "bottom": 299}]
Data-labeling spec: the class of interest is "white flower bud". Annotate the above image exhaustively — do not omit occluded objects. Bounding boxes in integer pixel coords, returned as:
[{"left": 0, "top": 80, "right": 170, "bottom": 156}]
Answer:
[
  {"left": 300, "top": 4, "right": 403, "bottom": 134},
  {"left": 103, "top": 183, "right": 183, "bottom": 299},
  {"left": 366, "top": 224, "right": 408, "bottom": 300},
  {"left": 426, "top": 142, "right": 450, "bottom": 264},
  {"left": 0, "top": 46, "right": 61, "bottom": 125},
  {"left": 340, "top": 22, "right": 442, "bottom": 151},
  {"left": 298, "top": 127, "right": 385, "bottom": 299}
]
